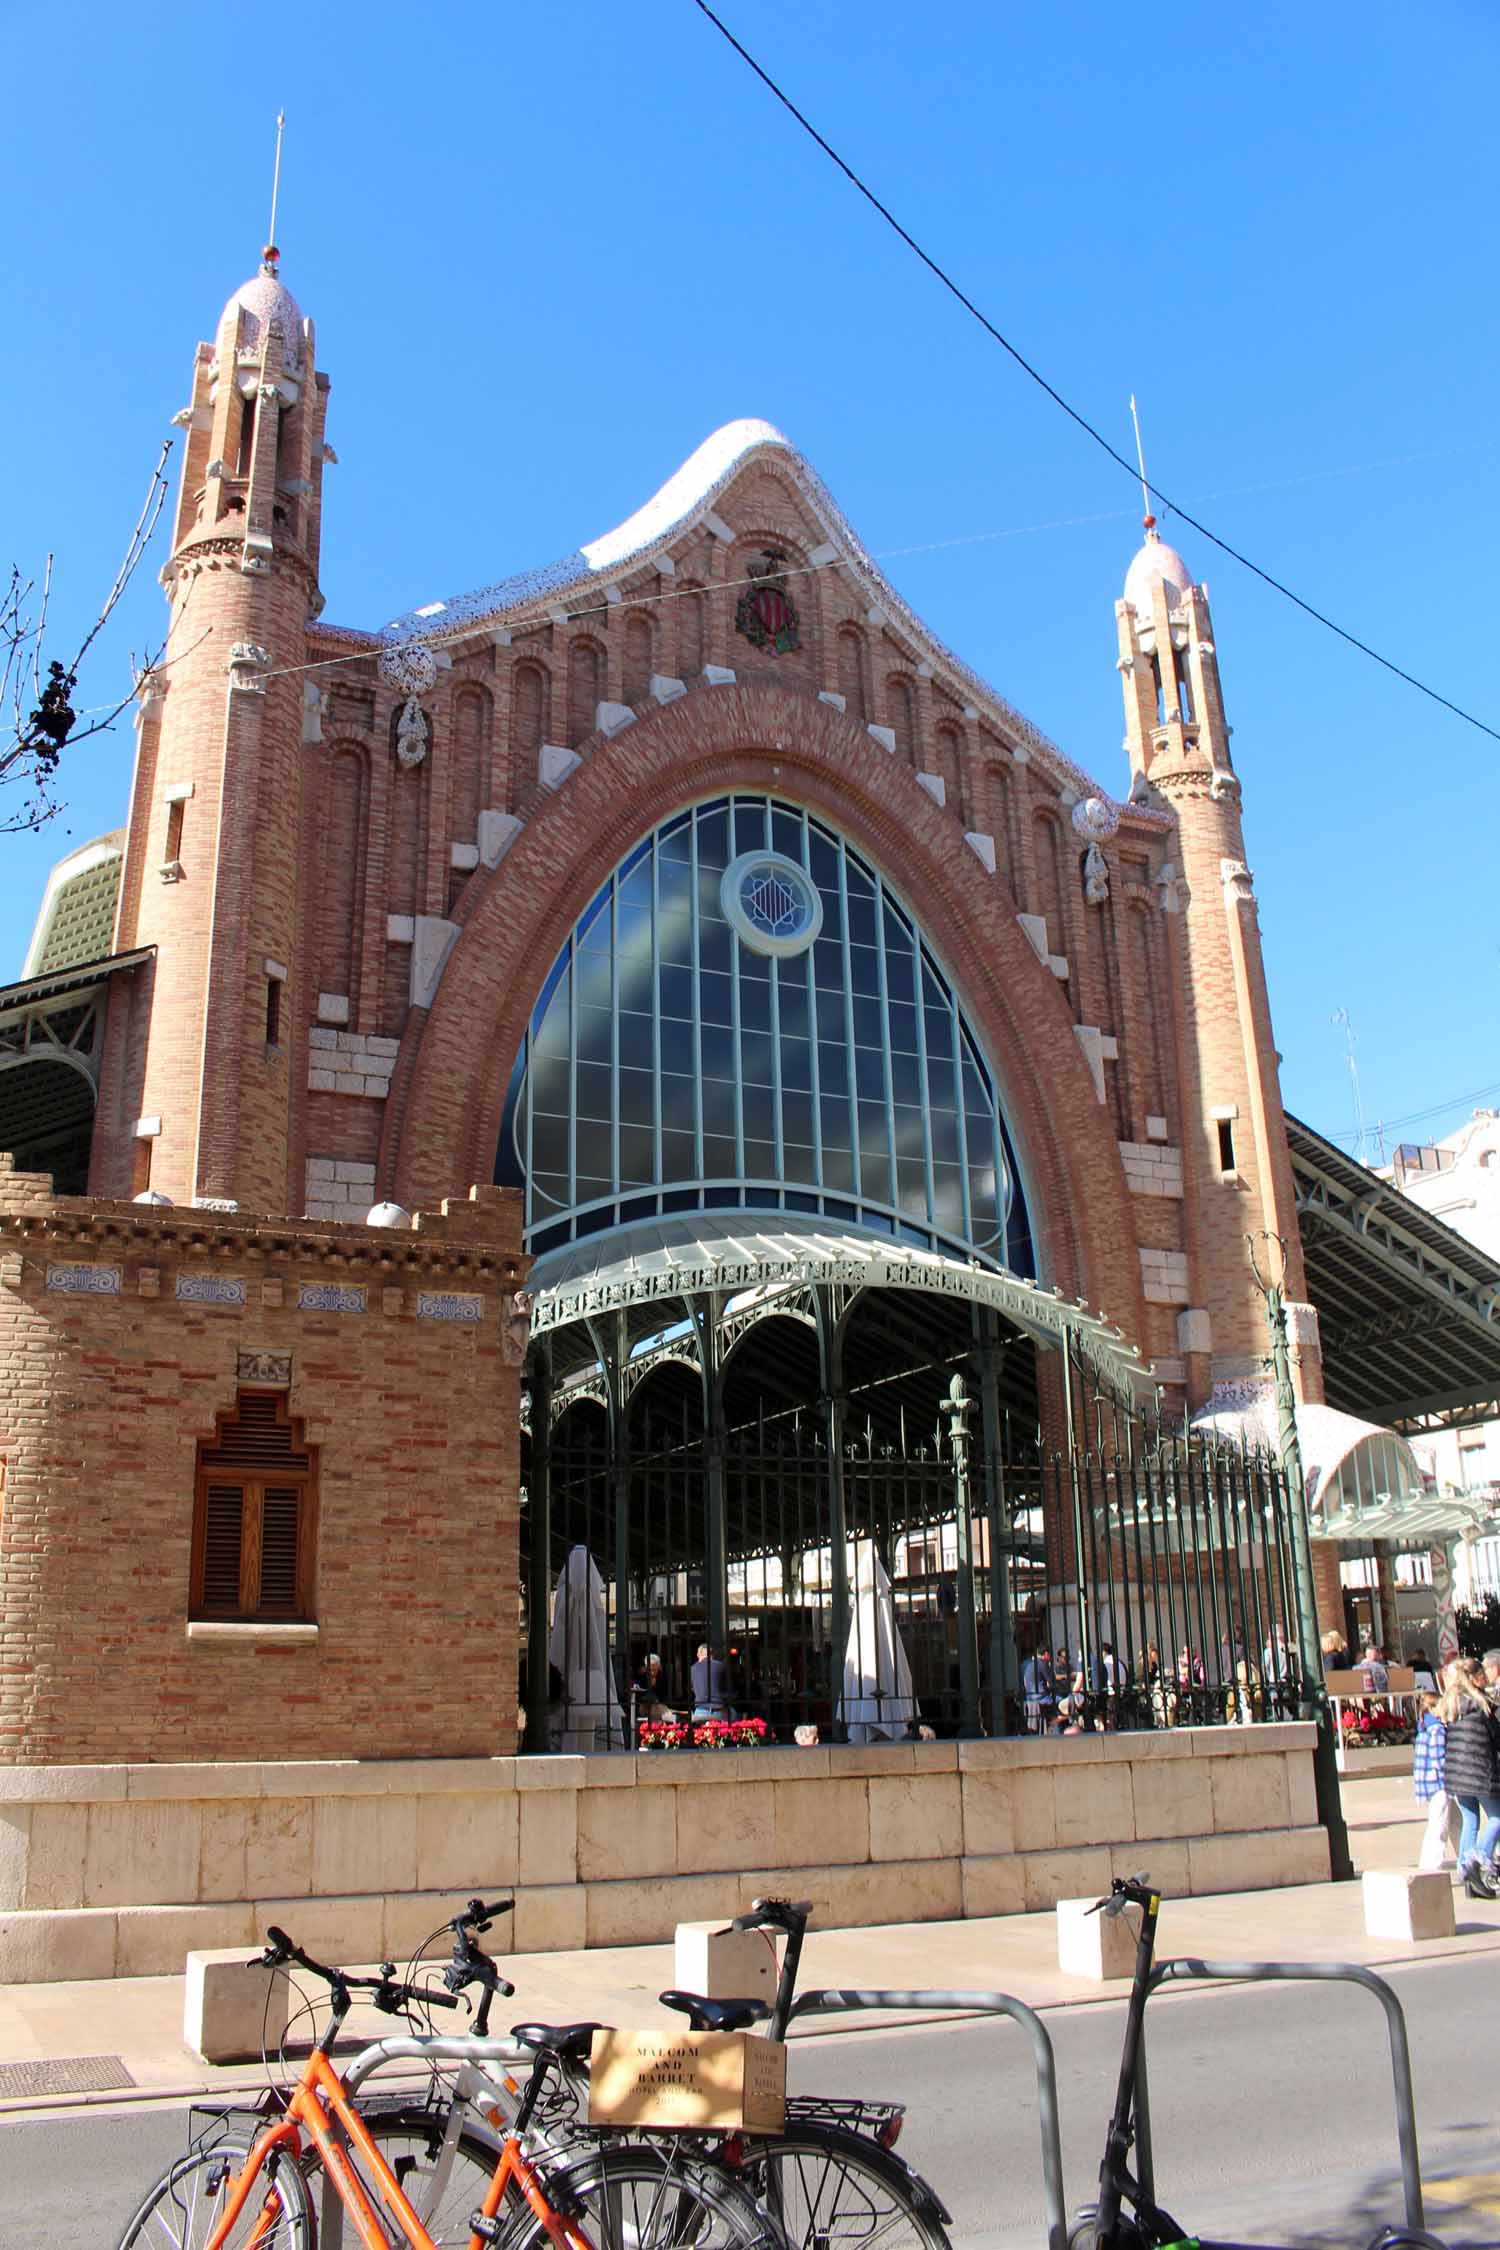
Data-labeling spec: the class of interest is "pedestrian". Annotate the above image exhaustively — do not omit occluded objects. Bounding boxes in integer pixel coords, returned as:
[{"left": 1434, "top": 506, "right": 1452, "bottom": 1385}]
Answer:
[
  {"left": 1321, "top": 1627, "right": 1351, "bottom": 1674},
  {"left": 1360, "top": 1643, "right": 1390, "bottom": 1694},
  {"left": 1412, "top": 1690, "right": 1461, "bottom": 1873},
  {"left": 1438, "top": 1659, "right": 1500, "bottom": 1899},
  {"left": 1481, "top": 1649, "right": 1500, "bottom": 1711},
  {"left": 1409, "top": 1648, "right": 1438, "bottom": 1693}
]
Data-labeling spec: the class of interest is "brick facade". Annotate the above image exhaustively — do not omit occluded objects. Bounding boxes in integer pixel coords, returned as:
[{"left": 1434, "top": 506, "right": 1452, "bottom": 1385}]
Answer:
[{"left": 0, "top": 1158, "right": 526, "bottom": 1765}]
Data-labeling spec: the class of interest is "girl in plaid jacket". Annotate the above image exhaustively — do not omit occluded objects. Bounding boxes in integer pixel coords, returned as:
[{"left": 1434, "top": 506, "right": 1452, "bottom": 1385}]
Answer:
[{"left": 1413, "top": 1692, "right": 1460, "bottom": 1872}]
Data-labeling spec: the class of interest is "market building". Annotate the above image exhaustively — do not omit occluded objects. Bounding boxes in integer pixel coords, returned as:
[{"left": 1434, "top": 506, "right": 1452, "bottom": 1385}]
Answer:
[{"left": 2, "top": 246, "right": 1497, "bottom": 1972}]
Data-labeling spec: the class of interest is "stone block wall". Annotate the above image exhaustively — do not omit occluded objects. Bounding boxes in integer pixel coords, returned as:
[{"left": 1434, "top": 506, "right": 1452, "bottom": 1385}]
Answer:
[
  {"left": 0, "top": 1725, "right": 1328, "bottom": 1981},
  {"left": 0, "top": 1162, "right": 527, "bottom": 1767}
]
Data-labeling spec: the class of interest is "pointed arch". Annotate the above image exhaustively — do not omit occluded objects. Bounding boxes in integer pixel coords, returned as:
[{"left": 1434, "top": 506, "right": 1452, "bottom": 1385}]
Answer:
[
  {"left": 513, "top": 658, "right": 550, "bottom": 768},
  {"left": 450, "top": 683, "right": 490, "bottom": 849},
  {"left": 886, "top": 674, "right": 917, "bottom": 767},
  {"left": 317, "top": 741, "right": 368, "bottom": 1004}
]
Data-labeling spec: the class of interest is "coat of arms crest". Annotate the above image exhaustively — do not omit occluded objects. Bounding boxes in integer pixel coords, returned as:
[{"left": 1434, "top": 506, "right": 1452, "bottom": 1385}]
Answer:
[{"left": 735, "top": 549, "right": 801, "bottom": 655}]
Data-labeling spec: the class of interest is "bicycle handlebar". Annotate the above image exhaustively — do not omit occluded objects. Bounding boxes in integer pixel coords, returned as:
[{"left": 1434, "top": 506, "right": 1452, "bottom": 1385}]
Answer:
[
  {"left": 731, "top": 1896, "right": 813, "bottom": 1933},
  {"left": 256, "top": 1927, "right": 465, "bottom": 2017}
]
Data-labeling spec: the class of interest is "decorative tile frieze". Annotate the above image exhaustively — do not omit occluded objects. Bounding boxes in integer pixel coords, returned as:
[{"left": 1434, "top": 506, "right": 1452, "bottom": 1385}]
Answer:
[
  {"left": 47, "top": 1263, "right": 121, "bottom": 1296},
  {"left": 176, "top": 1273, "right": 248, "bottom": 1306},
  {"left": 417, "top": 1290, "right": 484, "bottom": 1323},
  {"left": 238, "top": 1349, "right": 291, "bottom": 1387},
  {"left": 297, "top": 1282, "right": 367, "bottom": 1314},
  {"left": 176, "top": 1278, "right": 249, "bottom": 1314}
]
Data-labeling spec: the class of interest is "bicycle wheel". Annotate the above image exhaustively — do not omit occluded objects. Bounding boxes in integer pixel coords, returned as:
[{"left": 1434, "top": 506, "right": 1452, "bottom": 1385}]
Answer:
[
  {"left": 307, "top": 2104, "right": 504, "bottom": 2249},
  {"left": 745, "top": 2124, "right": 952, "bottom": 2250},
  {"left": 496, "top": 2141, "right": 789, "bottom": 2250},
  {"left": 116, "top": 2138, "right": 312, "bottom": 2248}
]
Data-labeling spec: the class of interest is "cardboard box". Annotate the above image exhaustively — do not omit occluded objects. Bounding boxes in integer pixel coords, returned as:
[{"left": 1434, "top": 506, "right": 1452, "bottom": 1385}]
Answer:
[{"left": 587, "top": 2029, "right": 787, "bottom": 2132}]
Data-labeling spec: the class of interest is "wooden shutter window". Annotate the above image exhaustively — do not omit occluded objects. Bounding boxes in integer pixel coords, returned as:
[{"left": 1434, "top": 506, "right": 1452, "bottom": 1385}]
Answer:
[{"left": 191, "top": 1392, "right": 317, "bottom": 1622}]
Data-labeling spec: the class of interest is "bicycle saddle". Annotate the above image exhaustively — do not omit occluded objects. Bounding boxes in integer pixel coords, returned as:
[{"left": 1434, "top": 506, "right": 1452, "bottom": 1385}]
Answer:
[
  {"left": 658, "top": 1990, "right": 770, "bottom": 2033},
  {"left": 510, "top": 2020, "right": 606, "bottom": 2060}
]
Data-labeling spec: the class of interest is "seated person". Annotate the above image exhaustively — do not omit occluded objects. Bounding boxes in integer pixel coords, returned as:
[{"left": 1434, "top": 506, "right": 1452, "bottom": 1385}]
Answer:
[
  {"left": 690, "top": 1642, "right": 732, "bottom": 1720},
  {"left": 633, "top": 1651, "right": 671, "bottom": 1717}
]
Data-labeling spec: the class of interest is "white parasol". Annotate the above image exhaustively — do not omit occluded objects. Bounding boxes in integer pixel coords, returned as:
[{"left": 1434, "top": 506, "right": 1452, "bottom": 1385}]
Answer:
[
  {"left": 547, "top": 1545, "right": 626, "bottom": 1750},
  {"left": 836, "top": 1541, "right": 918, "bottom": 1744}
]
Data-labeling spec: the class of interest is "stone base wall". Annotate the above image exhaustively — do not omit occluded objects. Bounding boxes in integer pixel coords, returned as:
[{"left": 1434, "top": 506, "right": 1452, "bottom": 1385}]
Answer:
[{"left": 0, "top": 1725, "right": 1328, "bottom": 1983}]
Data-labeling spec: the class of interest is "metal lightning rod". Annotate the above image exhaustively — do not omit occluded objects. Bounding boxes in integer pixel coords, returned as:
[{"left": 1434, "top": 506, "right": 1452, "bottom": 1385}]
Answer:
[
  {"left": 1129, "top": 395, "right": 1154, "bottom": 528},
  {"left": 266, "top": 110, "right": 287, "bottom": 258}
]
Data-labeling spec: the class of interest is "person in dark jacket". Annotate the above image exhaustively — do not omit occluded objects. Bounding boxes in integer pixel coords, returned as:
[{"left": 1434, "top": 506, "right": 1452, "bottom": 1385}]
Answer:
[{"left": 1438, "top": 1660, "right": 1500, "bottom": 1898}]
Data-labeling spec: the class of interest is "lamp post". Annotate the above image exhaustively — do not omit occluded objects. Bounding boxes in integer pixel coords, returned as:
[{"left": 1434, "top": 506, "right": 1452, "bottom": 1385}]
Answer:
[
  {"left": 944, "top": 1372, "right": 983, "bottom": 1737},
  {"left": 1246, "top": 1231, "right": 1354, "bottom": 1881}
]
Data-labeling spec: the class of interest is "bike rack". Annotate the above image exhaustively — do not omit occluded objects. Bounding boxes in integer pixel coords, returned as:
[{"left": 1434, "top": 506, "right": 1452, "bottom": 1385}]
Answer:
[
  {"left": 788, "top": 1987, "right": 1068, "bottom": 2250},
  {"left": 1138, "top": 1958, "right": 1426, "bottom": 2234}
]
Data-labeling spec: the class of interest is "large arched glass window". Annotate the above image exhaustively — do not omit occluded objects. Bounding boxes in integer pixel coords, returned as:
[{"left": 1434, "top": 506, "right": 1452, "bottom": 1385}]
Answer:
[{"left": 497, "top": 795, "right": 1033, "bottom": 1273}]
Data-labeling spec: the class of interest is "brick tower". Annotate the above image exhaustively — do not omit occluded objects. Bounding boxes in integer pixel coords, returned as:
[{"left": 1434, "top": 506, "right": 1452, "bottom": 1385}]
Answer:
[
  {"left": 104, "top": 244, "right": 330, "bottom": 1211},
  {"left": 1116, "top": 520, "right": 1322, "bottom": 1405}
]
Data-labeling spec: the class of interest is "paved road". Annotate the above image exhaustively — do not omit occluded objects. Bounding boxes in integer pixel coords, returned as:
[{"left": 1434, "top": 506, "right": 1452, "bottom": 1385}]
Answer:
[{"left": 9, "top": 1954, "right": 1499, "bottom": 2248}]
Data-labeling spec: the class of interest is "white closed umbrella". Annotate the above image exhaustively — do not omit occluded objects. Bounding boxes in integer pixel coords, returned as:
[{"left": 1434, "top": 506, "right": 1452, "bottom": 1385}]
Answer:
[
  {"left": 836, "top": 1542, "right": 917, "bottom": 1744},
  {"left": 548, "top": 1545, "right": 625, "bottom": 1750}
]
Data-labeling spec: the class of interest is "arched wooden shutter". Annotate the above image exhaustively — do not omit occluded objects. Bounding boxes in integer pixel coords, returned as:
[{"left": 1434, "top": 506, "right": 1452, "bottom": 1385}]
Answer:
[{"left": 192, "top": 1392, "right": 317, "bottom": 1620}]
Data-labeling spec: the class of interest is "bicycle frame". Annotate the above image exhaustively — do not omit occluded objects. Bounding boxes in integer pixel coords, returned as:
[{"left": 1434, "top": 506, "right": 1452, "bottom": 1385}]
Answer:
[{"left": 207, "top": 2042, "right": 585, "bottom": 2250}]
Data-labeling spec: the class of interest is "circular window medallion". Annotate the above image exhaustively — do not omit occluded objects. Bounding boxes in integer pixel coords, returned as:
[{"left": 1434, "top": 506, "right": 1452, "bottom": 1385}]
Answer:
[{"left": 721, "top": 851, "right": 824, "bottom": 957}]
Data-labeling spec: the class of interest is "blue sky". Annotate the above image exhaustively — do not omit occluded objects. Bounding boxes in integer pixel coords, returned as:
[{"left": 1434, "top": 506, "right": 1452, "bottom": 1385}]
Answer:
[{"left": 4, "top": 0, "right": 1495, "bottom": 1157}]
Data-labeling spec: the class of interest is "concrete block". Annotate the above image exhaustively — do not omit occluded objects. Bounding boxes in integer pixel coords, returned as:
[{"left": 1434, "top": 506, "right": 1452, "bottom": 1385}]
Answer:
[
  {"left": 1208, "top": 1752, "right": 1290, "bottom": 1833},
  {"left": 1130, "top": 1756, "right": 1212, "bottom": 1841},
  {"left": 1111, "top": 1839, "right": 1191, "bottom": 1897},
  {"left": 84, "top": 1800, "right": 201, "bottom": 1910},
  {"left": 0, "top": 1906, "right": 118, "bottom": 1983},
  {"left": 1011, "top": 1767, "right": 1058, "bottom": 1852},
  {"left": 577, "top": 1785, "right": 676, "bottom": 1882},
  {"left": 773, "top": 1776, "right": 869, "bottom": 1869},
  {"left": 512, "top": 1883, "right": 588, "bottom": 1953},
  {"left": 1021, "top": 1846, "right": 1112, "bottom": 1912},
  {"left": 1055, "top": 1759, "right": 1133, "bottom": 1848},
  {"left": 961, "top": 1853, "right": 1026, "bottom": 1919},
  {"left": 414, "top": 1790, "right": 519, "bottom": 1893},
  {"left": 519, "top": 1791, "right": 578, "bottom": 1887},
  {"left": 1362, "top": 1868, "right": 1455, "bottom": 1942},
  {"left": 311, "top": 1794, "right": 417, "bottom": 1897},
  {"left": 185, "top": 1945, "right": 289, "bottom": 2062},
  {"left": 677, "top": 1782, "right": 774, "bottom": 1876},
  {"left": 674, "top": 1919, "right": 779, "bottom": 2006},
  {"left": 0, "top": 1808, "right": 29, "bottom": 1913},
  {"left": 586, "top": 1873, "right": 732, "bottom": 1948},
  {"left": 962, "top": 1771, "right": 1017, "bottom": 1857},
  {"left": 868, "top": 1774, "right": 962, "bottom": 1863},
  {"left": 1057, "top": 1895, "right": 1136, "bottom": 1979}
]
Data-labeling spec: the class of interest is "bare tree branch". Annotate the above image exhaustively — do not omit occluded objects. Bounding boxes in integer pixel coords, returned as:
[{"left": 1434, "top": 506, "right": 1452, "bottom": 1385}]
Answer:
[{"left": 1, "top": 439, "right": 174, "bottom": 835}]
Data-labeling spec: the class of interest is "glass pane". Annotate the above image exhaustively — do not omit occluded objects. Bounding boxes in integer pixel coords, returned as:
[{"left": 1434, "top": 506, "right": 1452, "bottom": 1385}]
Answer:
[
  {"left": 822, "top": 1147, "right": 856, "bottom": 1193},
  {"left": 575, "top": 1121, "right": 612, "bottom": 1181},
  {"left": 817, "top": 1041, "right": 849, "bottom": 1094},
  {"left": 618, "top": 1066, "right": 654, "bottom": 1126},
  {"left": 659, "top": 1074, "right": 696, "bottom": 1132},
  {"left": 820, "top": 1092, "right": 853, "bottom": 1147},
  {"left": 896, "top": 1161, "right": 928, "bottom": 1218},
  {"left": 659, "top": 965, "right": 694, "bottom": 1020},
  {"left": 703, "top": 1134, "right": 738, "bottom": 1179},
  {"left": 532, "top": 1058, "right": 570, "bottom": 1118},
  {"left": 780, "top": 1040, "right": 812, "bottom": 1093},
  {"left": 700, "top": 1024, "right": 736, "bottom": 1081},
  {"left": 783, "top": 1141, "right": 817, "bottom": 1186},
  {"left": 782, "top": 1092, "right": 815, "bottom": 1147},
  {"left": 847, "top": 943, "right": 880, "bottom": 996},
  {"left": 699, "top": 968, "right": 732, "bottom": 1024},
  {"left": 660, "top": 1129, "right": 696, "bottom": 1179},
  {"left": 701, "top": 1079, "right": 735, "bottom": 1137},
  {"left": 743, "top": 1141, "right": 776, "bottom": 1179},
  {"left": 619, "top": 1125, "right": 655, "bottom": 1185},
  {"left": 740, "top": 977, "right": 772, "bottom": 1034},
  {"left": 617, "top": 1015, "right": 653, "bottom": 1072},
  {"left": 575, "top": 1060, "right": 612, "bottom": 1122},
  {"left": 577, "top": 1007, "right": 613, "bottom": 1066}
]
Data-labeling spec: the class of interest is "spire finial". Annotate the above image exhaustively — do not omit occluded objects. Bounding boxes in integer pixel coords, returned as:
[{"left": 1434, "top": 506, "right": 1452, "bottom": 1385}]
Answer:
[
  {"left": 262, "top": 109, "right": 286, "bottom": 274},
  {"left": 1129, "top": 394, "right": 1156, "bottom": 534}
]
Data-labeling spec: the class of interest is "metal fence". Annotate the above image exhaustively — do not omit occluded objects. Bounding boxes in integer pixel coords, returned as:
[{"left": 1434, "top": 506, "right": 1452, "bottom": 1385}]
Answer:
[{"left": 520, "top": 1359, "right": 1308, "bottom": 1751}]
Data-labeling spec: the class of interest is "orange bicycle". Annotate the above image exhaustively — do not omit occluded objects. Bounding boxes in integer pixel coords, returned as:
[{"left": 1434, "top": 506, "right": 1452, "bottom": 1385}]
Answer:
[{"left": 113, "top": 1924, "right": 785, "bottom": 2250}]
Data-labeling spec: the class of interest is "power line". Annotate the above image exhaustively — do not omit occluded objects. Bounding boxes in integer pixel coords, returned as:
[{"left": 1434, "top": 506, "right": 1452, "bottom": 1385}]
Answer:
[{"left": 689, "top": 0, "right": 1500, "bottom": 747}]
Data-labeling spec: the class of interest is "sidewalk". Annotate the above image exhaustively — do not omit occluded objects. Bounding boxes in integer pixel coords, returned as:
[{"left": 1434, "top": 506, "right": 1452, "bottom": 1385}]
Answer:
[{"left": 2, "top": 1770, "right": 1490, "bottom": 2116}]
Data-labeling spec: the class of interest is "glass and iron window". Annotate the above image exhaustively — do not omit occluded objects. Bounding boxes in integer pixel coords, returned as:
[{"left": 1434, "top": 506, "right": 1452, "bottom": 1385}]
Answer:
[{"left": 497, "top": 794, "right": 1033, "bottom": 1271}]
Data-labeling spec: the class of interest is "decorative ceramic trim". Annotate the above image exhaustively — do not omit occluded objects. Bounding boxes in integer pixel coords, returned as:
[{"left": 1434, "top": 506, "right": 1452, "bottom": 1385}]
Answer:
[
  {"left": 176, "top": 1273, "right": 248, "bottom": 1306},
  {"left": 47, "top": 1263, "right": 121, "bottom": 1296},
  {"left": 417, "top": 1291, "right": 485, "bottom": 1323},
  {"left": 297, "top": 1282, "right": 366, "bottom": 1314}
]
